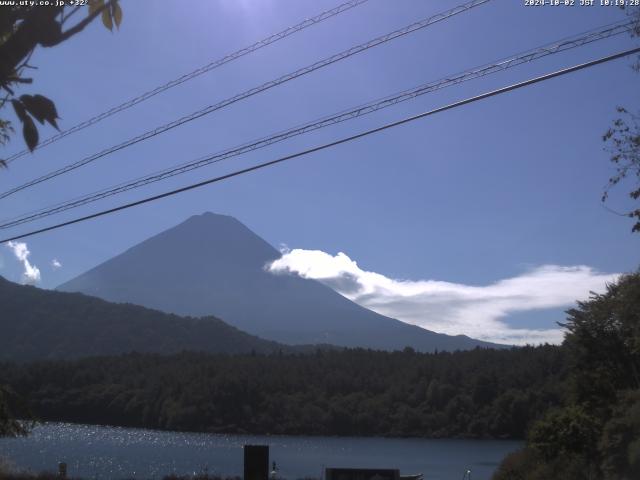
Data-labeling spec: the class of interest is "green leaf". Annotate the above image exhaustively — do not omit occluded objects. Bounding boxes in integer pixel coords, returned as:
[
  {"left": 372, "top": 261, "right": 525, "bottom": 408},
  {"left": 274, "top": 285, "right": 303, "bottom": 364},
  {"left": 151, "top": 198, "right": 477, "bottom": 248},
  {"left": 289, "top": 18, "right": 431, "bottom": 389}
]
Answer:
[
  {"left": 102, "top": 8, "right": 113, "bottom": 31},
  {"left": 38, "top": 18, "right": 62, "bottom": 47},
  {"left": 20, "top": 94, "right": 60, "bottom": 130},
  {"left": 11, "top": 99, "right": 27, "bottom": 122},
  {"left": 19, "top": 95, "right": 44, "bottom": 124},
  {"left": 112, "top": 2, "right": 123, "bottom": 28},
  {"left": 88, "top": 0, "right": 105, "bottom": 16},
  {"left": 22, "top": 116, "right": 38, "bottom": 152}
]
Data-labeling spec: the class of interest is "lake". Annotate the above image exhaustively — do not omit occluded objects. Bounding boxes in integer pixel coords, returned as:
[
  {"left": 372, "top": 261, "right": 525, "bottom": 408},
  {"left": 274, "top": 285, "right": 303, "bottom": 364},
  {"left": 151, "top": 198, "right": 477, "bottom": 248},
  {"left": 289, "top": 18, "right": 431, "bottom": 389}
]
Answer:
[{"left": 0, "top": 423, "right": 522, "bottom": 480}]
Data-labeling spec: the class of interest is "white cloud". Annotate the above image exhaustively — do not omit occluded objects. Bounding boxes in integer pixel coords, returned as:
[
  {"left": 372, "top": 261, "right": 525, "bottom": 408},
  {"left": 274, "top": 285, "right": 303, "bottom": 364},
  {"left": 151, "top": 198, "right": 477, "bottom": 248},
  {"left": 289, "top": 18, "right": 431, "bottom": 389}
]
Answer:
[
  {"left": 6, "top": 241, "right": 41, "bottom": 284},
  {"left": 267, "top": 249, "right": 620, "bottom": 345},
  {"left": 51, "top": 258, "right": 62, "bottom": 270},
  {"left": 278, "top": 243, "right": 290, "bottom": 254}
]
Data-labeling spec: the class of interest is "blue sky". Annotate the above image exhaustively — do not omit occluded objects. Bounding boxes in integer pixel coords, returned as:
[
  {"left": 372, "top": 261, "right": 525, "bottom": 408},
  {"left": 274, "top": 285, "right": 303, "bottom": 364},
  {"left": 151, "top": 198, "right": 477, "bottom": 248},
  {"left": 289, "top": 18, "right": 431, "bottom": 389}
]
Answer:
[{"left": 1, "top": 0, "right": 638, "bottom": 343}]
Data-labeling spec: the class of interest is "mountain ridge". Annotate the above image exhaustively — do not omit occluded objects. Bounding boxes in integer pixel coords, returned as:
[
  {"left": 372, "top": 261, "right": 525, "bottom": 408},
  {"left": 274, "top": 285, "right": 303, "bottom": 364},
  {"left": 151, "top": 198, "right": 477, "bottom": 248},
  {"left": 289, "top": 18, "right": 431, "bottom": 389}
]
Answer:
[
  {"left": 58, "top": 212, "right": 504, "bottom": 351},
  {"left": 0, "top": 274, "right": 295, "bottom": 361}
]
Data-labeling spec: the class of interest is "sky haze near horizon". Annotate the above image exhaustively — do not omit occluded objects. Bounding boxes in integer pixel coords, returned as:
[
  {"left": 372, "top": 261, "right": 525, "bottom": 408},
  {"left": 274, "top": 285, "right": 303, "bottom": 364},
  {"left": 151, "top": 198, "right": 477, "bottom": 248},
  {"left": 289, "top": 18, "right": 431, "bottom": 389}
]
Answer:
[{"left": 0, "top": 0, "right": 638, "bottom": 344}]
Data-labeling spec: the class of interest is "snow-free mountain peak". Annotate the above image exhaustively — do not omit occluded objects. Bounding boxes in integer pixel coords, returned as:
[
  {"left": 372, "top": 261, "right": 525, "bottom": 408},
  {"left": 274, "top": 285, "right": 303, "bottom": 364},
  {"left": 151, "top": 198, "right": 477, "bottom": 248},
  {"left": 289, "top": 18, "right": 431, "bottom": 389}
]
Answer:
[{"left": 59, "top": 213, "right": 501, "bottom": 351}]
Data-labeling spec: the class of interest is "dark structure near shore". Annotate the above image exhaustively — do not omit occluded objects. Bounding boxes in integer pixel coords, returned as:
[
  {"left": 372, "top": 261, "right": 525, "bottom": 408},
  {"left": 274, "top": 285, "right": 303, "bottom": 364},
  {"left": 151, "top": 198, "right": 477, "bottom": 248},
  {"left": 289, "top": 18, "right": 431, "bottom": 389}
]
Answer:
[{"left": 244, "top": 445, "right": 269, "bottom": 480}]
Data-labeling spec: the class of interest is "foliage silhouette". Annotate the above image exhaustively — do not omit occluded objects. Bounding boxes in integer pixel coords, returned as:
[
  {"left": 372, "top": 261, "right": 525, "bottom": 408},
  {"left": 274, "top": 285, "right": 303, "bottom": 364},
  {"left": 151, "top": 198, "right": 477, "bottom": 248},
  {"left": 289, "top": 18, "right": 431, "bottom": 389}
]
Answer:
[
  {"left": 493, "top": 271, "right": 640, "bottom": 479},
  {"left": 0, "top": 0, "right": 122, "bottom": 159}
]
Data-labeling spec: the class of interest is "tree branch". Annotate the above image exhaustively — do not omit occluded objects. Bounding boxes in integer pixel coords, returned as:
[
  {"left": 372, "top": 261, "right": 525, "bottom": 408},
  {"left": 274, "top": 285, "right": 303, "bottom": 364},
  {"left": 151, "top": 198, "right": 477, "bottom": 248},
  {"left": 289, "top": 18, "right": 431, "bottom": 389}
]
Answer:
[
  {"left": 58, "top": 1, "right": 116, "bottom": 43},
  {"left": 0, "top": 7, "right": 61, "bottom": 82},
  {"left": 61, "top": 5, "right": 83, "bottom": 26},
  {"left": 0, "top": 1, "right": 116, "bottom": 83}
]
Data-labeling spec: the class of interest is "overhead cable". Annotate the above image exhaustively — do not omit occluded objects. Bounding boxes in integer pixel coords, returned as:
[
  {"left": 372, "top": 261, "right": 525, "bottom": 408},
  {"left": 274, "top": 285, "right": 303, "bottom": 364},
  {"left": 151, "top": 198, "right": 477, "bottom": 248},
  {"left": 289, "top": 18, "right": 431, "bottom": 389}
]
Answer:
[
  {"left": 2, "top": 45, "right": 638, "bottom": 243},
  {"left": 4, "top": 0, "right": 371, "bottom": 164},
  {"left": 0, "top": 0, "right": 491, "bottom": 200},
  {"left": 0, "top": 19, "right": 633, "bottom": 230}
]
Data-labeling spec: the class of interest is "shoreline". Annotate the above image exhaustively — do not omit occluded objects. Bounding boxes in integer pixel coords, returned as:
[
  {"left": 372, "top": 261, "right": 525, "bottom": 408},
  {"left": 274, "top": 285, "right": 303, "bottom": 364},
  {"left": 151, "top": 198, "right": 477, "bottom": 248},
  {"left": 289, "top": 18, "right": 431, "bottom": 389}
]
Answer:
[{"left": 8, "top": 420, "right": 525, "bottom": 443}]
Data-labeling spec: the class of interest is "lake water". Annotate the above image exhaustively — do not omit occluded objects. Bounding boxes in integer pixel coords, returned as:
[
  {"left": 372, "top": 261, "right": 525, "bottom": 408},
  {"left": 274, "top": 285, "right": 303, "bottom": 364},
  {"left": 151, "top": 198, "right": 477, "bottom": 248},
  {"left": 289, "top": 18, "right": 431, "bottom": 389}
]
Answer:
[{"left": 0, "top": 423, "right": 522, "bottom": 480}]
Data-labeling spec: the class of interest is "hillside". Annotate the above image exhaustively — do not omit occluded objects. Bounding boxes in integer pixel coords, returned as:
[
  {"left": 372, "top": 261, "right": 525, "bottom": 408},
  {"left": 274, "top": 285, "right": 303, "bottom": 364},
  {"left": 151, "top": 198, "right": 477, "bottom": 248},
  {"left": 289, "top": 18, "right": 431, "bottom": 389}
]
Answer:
[{"left": 0, "top": 276, "right": 289, "bottom": 361}]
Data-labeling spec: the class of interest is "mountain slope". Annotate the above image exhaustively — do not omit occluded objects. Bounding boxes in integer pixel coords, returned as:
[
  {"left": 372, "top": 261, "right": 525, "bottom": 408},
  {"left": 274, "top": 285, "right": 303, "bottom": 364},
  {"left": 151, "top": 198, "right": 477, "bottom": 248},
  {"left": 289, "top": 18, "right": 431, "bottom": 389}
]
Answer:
[
  {"left": 59, "top": 212, "right": 501, "bottom": 351},
  {"left": 0, "top": 275, "right": 289, "bottom": 361}
]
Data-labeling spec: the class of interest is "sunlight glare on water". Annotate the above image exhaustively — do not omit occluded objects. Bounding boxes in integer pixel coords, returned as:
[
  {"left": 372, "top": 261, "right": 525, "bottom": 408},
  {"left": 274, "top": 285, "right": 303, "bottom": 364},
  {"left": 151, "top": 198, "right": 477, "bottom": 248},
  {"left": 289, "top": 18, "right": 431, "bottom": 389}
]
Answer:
[{"left": 0, "top": 423, "right": 521, "bottom": 480}]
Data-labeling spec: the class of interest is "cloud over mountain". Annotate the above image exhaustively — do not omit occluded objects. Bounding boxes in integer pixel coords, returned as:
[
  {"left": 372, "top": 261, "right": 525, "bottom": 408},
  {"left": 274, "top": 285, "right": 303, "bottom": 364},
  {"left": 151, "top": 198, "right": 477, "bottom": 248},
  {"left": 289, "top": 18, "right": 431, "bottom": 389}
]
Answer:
[
  {"left": 268, "top": 249, "right": 620, "bottom": 345},
  {"left": 59, "top": 213, "right": 500, "bottom": 351}
]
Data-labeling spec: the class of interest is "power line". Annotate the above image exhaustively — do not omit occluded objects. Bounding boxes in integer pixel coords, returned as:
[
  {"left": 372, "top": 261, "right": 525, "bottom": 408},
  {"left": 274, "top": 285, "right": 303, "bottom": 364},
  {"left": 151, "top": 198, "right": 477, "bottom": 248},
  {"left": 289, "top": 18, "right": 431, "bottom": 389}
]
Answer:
[
  {"left": 4, "top": 0, "right": 370, "bottom": 164},
  {"left": 0, "top": 0, "right": 490, "bottom": 200},
  {"left": 0, "top": 19, "right": 633, "bottom": 230},
  {"left": 2, "top": 45, "right": 638, "bottom": 244}
]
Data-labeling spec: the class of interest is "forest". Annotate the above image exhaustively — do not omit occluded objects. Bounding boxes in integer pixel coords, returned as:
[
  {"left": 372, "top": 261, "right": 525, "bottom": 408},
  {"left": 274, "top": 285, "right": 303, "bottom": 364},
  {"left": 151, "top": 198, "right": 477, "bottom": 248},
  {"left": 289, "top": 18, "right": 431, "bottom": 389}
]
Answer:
[{"left": 0, "top": 345, "right": 565, "bottom": 439}]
